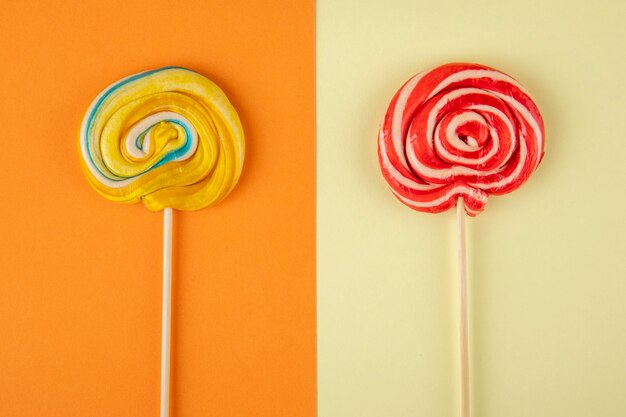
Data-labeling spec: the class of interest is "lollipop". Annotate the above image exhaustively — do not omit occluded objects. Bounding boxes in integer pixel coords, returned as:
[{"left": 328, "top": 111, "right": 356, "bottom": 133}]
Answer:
[
  {"left": 79, "top": 66, "right": 244, "bottom": 417},
  {"left": 377, "top": 63, "right": 544, "bottom": 417},
  {"left": 378, "top": 62, "right": 544, "bottom": 216},
  {"left": 80, "top": 66, "right": 244, "bottom": 211}
]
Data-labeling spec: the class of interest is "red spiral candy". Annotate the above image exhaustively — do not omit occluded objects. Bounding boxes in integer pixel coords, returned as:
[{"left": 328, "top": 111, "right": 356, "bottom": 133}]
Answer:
[{"left": 378, "top": 63, "right": 545, "bottom": 216}]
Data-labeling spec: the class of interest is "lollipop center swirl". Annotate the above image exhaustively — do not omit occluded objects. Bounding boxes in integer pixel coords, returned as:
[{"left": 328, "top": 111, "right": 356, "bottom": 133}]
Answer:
[
  {"left": 123, "top": 111, "right": 198, "bottom": 165},
  {"left": 456, "top": 119, "right": 488, "bottom": 149}
]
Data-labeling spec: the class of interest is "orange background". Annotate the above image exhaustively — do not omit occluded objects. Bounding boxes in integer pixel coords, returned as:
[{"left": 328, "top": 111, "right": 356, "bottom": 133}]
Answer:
[{"left": 0, "top": 1, "right": 315, "bottom": 416}]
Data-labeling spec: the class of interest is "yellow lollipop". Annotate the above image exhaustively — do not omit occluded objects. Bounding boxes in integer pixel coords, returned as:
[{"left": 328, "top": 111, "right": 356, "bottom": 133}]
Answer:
[
  {"left": 78, "top": 67, "right": 244, "bottom": 417},
  {"left": 79, "top": 66, "right": 244, "bottom": 211}
]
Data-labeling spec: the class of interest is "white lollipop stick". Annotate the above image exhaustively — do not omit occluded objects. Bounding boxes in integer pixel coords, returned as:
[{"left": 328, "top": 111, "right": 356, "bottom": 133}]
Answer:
[
  {"left": 456, "top": 197, "right": 470, "bottom": 417},
  {"left": 161, "top": 208, "right": 173, "bottom": 417}
]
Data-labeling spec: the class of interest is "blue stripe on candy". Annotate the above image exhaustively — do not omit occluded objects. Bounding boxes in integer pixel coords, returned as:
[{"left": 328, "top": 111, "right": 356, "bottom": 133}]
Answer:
[
  {"left": 83, "top": 66, "right": 193, "bottom": 180},
  {"left": 135, "top": 132, "right": 146, "bottom": 150}
]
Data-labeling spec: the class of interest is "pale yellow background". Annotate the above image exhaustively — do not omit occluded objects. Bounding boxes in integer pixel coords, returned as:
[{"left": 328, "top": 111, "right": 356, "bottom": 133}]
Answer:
[{"left": 317, "top": 1, "right": 626, "bottom": 416}]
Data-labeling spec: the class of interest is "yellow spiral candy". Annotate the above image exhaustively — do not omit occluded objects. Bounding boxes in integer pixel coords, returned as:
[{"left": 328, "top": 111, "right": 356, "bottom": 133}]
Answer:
[{"left": 79, "top": 67, "right": 245, "bottom": 211}]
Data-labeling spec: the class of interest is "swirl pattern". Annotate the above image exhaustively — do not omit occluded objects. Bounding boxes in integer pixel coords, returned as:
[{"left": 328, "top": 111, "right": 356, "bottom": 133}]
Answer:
[
  {"left": 79, "top": 67, "right": 244, "bottom": 211},
  {"left": 378, "top": 63, "right": 544, "bottom": 216}
]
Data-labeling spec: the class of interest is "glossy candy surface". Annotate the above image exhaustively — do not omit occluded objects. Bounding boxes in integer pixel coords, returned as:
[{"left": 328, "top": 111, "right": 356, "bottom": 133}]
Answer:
[
  {"left": 79, "top": 67, "right": 245, "bottom": 211},
  {"left": 378, "top": 63, "right": 544, "bottom": 216}
]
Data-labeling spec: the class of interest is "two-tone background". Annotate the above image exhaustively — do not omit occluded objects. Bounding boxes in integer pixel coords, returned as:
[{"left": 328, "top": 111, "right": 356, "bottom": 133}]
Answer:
[{"left": 1, "top": 0, "right": 625, "bottom": 416}]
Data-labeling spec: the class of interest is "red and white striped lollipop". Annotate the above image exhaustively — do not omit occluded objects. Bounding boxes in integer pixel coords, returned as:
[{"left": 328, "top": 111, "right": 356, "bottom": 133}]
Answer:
[
  {"left": 378, "top": 62, "right": 545, "bottom": 417},
  {"left": 378, "top": 62, "right": 544, "bottom": 216}
]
